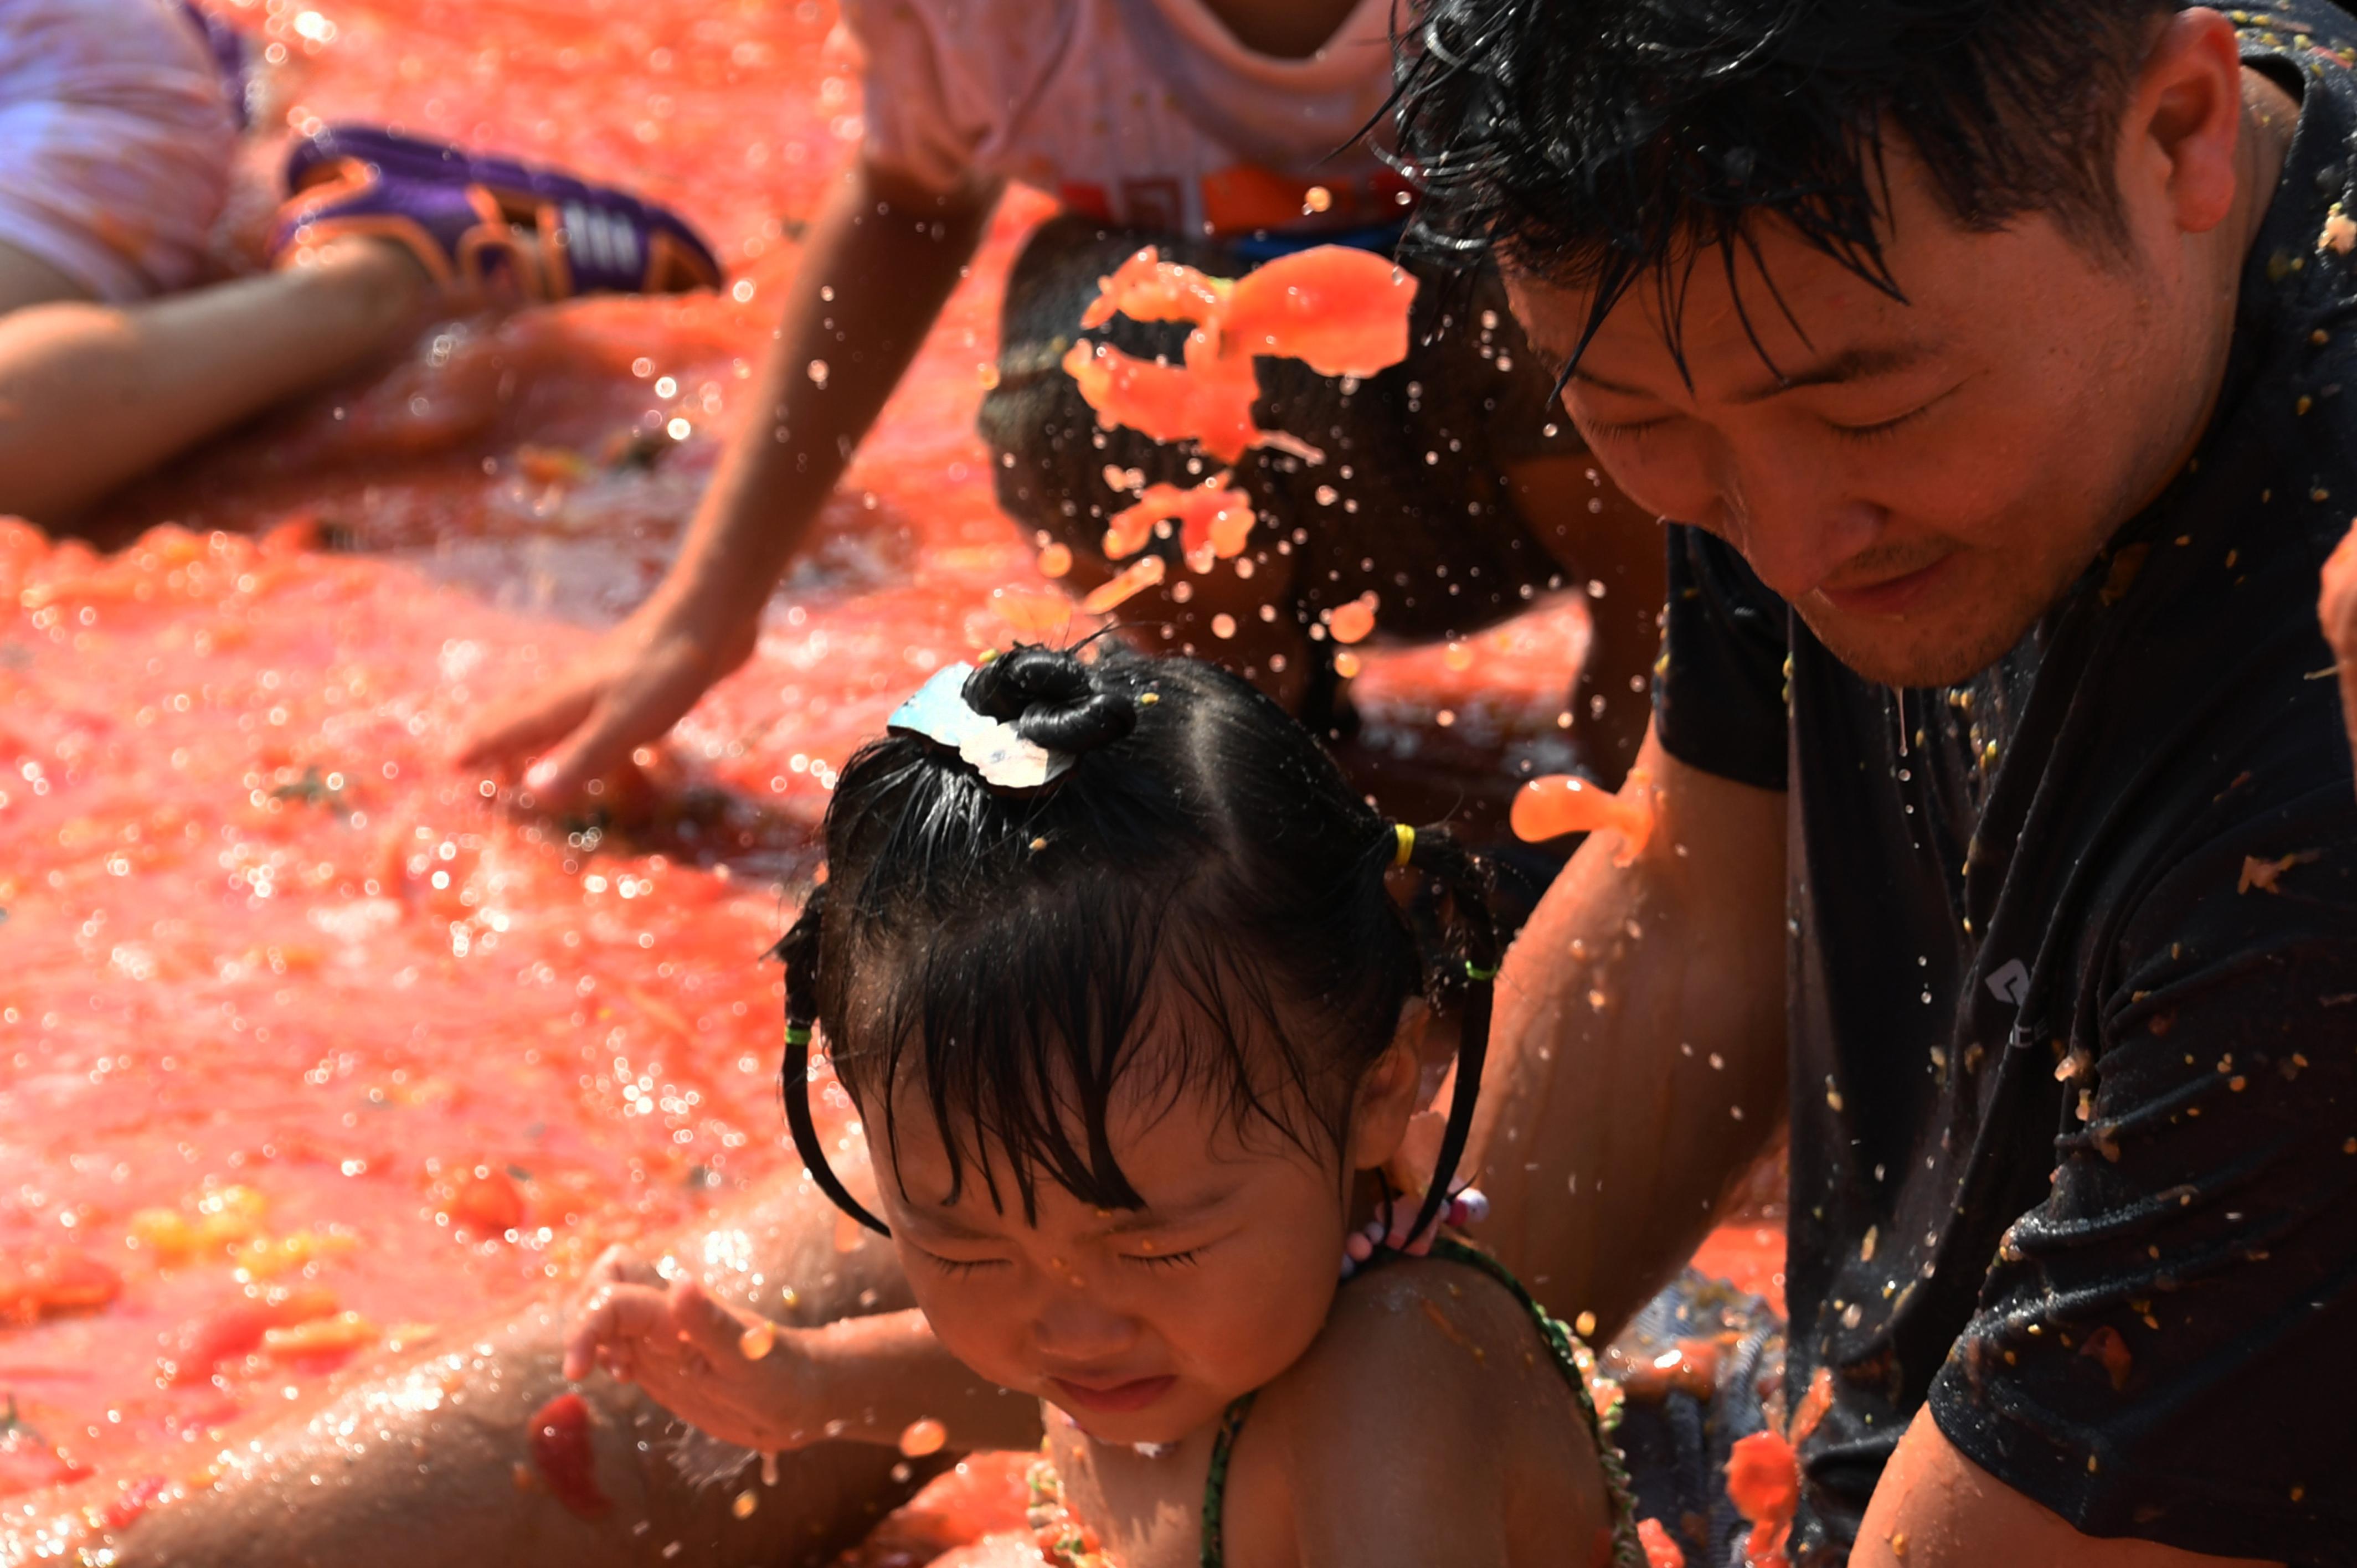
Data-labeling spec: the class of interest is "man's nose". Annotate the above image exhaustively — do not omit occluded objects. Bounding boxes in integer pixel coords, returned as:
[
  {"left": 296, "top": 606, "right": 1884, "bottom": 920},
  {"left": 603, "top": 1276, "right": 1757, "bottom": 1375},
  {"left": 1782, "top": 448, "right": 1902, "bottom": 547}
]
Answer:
[{"left": 1713, "top": 460, "right": 1886, "bottom": 602}]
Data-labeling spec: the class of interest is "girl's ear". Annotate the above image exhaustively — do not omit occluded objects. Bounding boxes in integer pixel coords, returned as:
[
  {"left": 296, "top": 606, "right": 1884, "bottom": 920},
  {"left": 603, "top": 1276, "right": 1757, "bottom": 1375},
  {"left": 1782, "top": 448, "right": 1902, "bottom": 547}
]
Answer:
[{"left": 1347, "top": 998, "right": 1431, "bottom": 1172}]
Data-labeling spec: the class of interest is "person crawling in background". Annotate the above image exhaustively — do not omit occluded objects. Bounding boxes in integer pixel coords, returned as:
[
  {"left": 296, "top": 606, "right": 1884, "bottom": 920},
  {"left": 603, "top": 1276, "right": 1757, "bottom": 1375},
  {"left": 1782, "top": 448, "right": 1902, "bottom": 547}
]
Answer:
[
  {"left": 457, "top": 0, "right": 1668, "bottom": 808},
  {"left": 0, "top": 0, "right": 721, "bottom": 527},
  {"left": 564, "top": 643, "right": 1646, "bottom": 1568}
]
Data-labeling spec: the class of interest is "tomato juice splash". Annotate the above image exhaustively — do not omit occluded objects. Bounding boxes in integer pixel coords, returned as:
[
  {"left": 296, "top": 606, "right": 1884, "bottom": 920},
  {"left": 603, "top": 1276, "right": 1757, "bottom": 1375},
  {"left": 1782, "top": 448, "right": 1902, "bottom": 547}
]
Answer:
[{"left": 0, "top": 0, "right": 1657, "bottom": 1559}]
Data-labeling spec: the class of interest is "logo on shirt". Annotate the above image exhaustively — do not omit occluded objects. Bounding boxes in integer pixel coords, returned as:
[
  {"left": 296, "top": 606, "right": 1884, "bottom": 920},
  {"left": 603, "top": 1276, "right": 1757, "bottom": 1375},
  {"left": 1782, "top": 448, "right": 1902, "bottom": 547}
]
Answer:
[{"left": 1985, "top": 958, "right": 2030, "bottom": 1007}]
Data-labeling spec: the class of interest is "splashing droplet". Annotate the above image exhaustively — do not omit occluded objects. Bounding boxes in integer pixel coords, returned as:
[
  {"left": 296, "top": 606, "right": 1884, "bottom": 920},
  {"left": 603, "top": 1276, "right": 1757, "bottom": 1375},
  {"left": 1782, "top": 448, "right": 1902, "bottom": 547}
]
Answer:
[{"left": 897, "top": 1417, "right": 948, "bottom": 1457}]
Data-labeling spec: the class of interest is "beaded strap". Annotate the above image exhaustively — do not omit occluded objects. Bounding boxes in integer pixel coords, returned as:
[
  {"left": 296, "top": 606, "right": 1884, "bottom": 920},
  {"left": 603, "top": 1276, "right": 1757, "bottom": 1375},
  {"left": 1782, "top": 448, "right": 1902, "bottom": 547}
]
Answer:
[
  {"left": 1424, "top": 1240, "right": 1646, "bottom": 1568},
  {"left": 1197, "top": 1240, "right": 1644, "bottom": 1568},
  {"left": 1196, "top": 1390, "right": 1258, "bottom": 1568}
]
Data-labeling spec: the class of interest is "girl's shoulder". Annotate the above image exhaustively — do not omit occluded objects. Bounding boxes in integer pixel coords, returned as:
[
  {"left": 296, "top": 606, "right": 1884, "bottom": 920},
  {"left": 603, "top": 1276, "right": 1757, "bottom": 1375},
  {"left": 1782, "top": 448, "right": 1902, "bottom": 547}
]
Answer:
[{"left": 1222, "top": 1250, "right": 1615, "bottom": 1567}]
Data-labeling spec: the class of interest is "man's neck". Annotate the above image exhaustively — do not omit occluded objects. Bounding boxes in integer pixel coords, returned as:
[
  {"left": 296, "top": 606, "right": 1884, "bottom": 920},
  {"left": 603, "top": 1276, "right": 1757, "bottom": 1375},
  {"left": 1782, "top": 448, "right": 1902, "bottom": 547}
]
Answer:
[
  {"left": 2128, "top": 64, "right": 2304, "bottom": 523},
  {"left": 2232, "top": 64, "right": 2302, "bottom": 252}
]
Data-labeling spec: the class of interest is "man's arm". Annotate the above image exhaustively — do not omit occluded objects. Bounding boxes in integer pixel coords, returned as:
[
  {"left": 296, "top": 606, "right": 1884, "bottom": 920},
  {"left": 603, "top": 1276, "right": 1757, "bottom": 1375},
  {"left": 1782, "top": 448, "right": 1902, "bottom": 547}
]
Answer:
[
  {"left": 1471, "top": 724, "right": 1788, "bottom": 1339},
  {"left": 2320, "top": 519, "right": 2357, "bottom": 786},
  {"left": 455, "top": 155, "right": 1002, "bottom": 802},
  {"left": 1852, "top": 1412, "right": 2274, "bottom": 1568}
]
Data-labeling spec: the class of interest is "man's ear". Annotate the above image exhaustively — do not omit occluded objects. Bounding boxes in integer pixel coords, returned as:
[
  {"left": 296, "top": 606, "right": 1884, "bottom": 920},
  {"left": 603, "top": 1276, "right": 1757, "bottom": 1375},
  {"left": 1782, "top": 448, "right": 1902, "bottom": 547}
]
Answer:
[
  {"left": 2120, "top": 6, "right": 2254, "bottom": 238},
  {"left": 1347, "top": 998, "right": 1430, "bottom": 1172}
]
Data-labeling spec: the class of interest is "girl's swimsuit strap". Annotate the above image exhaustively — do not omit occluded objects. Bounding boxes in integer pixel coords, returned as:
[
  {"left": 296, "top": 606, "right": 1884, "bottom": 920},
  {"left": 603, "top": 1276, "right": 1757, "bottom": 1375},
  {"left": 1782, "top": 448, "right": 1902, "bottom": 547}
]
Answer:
[{"left": 1197, "top": 1237, "right": 1646, "bottom": 1568}]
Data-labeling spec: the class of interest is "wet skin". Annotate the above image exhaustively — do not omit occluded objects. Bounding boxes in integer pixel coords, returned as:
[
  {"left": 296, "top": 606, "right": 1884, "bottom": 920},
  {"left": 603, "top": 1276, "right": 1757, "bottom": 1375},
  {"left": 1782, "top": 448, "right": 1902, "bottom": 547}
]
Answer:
[{"left": 37, "top": 1158, "right": 918, "bottom": 1568}]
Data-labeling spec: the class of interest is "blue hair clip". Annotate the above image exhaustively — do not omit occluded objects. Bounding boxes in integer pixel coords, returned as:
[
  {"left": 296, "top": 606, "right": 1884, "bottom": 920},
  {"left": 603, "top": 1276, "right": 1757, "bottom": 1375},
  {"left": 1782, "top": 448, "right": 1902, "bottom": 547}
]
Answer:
[{"left": 888, "top": 661, "right": 1074, "bottom": 791}]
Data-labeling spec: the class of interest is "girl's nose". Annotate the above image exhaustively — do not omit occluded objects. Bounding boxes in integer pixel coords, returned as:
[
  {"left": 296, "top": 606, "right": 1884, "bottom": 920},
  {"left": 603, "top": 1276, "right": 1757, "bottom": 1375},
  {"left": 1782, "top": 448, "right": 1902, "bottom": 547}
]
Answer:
[{"left": 1031, "top": 1283, "right": 1140, "bottom": 1361}]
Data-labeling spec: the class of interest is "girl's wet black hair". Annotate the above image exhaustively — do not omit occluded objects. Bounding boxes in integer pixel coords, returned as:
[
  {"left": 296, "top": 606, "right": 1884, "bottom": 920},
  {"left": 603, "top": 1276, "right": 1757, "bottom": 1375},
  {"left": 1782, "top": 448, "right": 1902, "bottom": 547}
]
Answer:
[{"left": 777, "top": 643, "right": 1497, "bottom": 1257}]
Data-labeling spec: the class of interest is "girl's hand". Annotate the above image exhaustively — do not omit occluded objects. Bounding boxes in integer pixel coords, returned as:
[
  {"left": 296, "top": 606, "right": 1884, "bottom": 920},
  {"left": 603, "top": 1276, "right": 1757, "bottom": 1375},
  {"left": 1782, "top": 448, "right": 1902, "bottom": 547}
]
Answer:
[{"left": 562, "top": 1245, "right": 825, "bottom": 1453}]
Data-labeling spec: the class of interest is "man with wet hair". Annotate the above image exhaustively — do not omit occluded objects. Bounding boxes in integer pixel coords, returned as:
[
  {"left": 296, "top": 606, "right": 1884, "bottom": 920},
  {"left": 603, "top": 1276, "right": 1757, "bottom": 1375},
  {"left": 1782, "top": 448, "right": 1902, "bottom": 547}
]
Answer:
[{"left": 1395, "top": 0, "right": 2357, "bottom": 1562}]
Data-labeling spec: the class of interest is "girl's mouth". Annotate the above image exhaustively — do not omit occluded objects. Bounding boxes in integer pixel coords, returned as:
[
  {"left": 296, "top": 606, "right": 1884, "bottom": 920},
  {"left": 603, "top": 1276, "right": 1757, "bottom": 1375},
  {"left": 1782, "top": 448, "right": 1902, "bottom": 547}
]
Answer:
[{"left": 1049, "top": 1374, "right": 1177, "bottom": 1414}]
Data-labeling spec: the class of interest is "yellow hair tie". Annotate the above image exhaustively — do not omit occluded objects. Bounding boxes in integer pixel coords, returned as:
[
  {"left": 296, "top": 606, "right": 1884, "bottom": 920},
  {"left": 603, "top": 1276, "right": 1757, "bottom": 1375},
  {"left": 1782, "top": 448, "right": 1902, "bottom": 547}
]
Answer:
[{"left": 1392, "top": 823, "right": 1416, "bottom": 866}]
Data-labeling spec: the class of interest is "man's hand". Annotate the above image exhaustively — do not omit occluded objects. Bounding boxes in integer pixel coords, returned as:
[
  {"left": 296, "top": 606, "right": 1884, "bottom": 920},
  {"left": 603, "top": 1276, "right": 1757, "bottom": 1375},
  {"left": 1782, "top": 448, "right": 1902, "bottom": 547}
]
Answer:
[
  {"left": 454, "top": 594, "right": 758, "bottom": 806},
  {"left": 2320, "top": 518, "right": 2357, "bottom": 789}
]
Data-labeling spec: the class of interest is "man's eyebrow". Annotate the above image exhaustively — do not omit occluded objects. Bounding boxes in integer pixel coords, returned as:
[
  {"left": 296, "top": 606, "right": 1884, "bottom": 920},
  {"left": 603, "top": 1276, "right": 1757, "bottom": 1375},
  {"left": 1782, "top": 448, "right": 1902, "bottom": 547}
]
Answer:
[
  {"left": 1729, "top": 344, "right": 1934, "bottom": 403},
  {"left": 1569, "top": 343, "right": 1935, "bottom": 406}
]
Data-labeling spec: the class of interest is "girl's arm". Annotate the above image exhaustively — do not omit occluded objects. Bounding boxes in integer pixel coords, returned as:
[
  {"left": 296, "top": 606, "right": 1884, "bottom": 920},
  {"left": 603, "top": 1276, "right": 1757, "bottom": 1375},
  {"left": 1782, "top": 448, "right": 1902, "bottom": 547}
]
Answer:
[
  {"left": 456, "top": 154, "right": 1003, "bottom": 802},
  {"left": 563, "top": 1245, "right": 1042, "bottom": 1455}
]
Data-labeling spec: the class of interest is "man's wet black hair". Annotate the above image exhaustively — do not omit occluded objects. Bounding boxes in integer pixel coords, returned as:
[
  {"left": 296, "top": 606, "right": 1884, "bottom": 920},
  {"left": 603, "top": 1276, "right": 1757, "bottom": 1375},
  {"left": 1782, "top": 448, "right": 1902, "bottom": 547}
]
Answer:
[
  {"left": 775, "top": 643, "right": 1498, "bottom": 1254},
  {"left": 1390, "top": 0, "right": 2179, "bottom": 368}
]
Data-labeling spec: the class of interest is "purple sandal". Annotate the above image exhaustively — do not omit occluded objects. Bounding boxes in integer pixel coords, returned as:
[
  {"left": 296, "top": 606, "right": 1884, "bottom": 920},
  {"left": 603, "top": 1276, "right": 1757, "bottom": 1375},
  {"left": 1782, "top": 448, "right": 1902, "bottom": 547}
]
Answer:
[{"left": 271, "top": 126, "right": 723, "bottom": 300}]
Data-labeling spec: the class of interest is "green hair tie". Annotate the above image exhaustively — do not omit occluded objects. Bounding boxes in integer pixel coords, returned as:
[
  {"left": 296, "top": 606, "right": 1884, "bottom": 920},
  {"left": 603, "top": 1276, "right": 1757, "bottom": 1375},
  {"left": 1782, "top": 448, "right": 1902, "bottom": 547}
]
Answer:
[
  {"left": 785, "top": 1024, "right": 813, "bottom": 1045},
  {"left": 1464, "top": 962, "right": 1499, "bottom": 982}
]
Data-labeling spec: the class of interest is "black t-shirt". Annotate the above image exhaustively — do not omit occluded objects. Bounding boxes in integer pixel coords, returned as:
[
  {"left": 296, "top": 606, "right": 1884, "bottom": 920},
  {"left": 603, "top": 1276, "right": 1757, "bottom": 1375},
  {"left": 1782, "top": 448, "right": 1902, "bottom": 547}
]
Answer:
[{"left": 1654, "top": 8, "right": 2357, "bottom": 1562}]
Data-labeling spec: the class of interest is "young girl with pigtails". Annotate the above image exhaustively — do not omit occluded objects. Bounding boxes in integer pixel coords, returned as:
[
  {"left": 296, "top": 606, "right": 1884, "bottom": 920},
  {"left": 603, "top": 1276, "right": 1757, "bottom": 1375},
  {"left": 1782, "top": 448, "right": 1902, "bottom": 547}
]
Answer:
[{"left": 567, "top": 643, "right": 1640, "bottom": 1568}]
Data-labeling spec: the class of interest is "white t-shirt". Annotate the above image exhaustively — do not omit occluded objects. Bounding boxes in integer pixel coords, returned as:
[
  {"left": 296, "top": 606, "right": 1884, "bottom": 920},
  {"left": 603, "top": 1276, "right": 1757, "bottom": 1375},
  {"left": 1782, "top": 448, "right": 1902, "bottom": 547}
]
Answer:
[{"left": 838, "top": 0, "right": 1406, "bottom": 236}]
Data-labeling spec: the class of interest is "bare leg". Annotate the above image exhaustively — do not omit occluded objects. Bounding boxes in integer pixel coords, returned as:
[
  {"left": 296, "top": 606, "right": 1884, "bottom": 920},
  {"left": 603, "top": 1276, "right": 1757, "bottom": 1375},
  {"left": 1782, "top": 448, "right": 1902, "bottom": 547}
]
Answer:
[
  {"left": 1506, "top": 455, "right": 1666, "bottom": 787},
  {"left": 0, "top": 238, "right": 429, "bottom": 524},
  {"left": 35, "top": 1154, "right": 923, "bottom": 1568}
]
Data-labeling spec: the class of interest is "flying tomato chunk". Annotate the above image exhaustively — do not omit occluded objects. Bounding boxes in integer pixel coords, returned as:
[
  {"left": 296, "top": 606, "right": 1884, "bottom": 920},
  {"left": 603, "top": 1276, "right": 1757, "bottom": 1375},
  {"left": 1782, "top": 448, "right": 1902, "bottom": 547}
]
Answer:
[
  {"left": 1065, "top": 244, "right": 1419, "bottom": 464},
  {"left": 1510, "top": 771, "right": 1655, "bottom": 864},
  {"left": 1220, "top": 246, "right": 1418, "bottom": 376},
  {"left": 1079, "top": 246, "right": 1231, "bottom": 336},
  {"left": 1102, "top": 477, "right": 1255, "bottom": 568},
  {"left": 1061, "top": 339, "right": 1260, "bottom": 463},
  {"left": 1724, "top": 1430, "right": 1800, "bottom": 1568}
]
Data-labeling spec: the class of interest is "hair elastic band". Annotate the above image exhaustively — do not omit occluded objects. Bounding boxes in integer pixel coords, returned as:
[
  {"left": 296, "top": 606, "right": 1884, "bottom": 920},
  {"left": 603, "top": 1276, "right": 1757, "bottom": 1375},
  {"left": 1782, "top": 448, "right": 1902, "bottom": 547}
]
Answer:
[
  {"left": 1464, "top": 962, "right": 1498, "bottom": 982},
  {"left": 1393, "top": 823, "right": 1416, "bottom": 866},
  {"left": 784, "top": 1024, "right": 811, "bottom": 1045}
]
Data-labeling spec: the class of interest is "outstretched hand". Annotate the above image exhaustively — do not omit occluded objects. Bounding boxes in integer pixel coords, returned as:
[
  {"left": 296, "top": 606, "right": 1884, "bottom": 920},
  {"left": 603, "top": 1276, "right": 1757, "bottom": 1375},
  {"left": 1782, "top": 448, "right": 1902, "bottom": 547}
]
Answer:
[
  {"left": 454, "top": 598, "right": 758, "bottom": 808},
  {"left": 562, "top": 1244, "right": 826, "bottom": 1454}
]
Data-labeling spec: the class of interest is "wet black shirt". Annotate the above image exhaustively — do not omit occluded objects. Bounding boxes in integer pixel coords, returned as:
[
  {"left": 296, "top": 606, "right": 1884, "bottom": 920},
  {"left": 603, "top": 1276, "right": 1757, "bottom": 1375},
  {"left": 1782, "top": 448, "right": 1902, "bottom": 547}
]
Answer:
[{"left": 1654, "top": 9, "right": 2357, "bottom": 1561}]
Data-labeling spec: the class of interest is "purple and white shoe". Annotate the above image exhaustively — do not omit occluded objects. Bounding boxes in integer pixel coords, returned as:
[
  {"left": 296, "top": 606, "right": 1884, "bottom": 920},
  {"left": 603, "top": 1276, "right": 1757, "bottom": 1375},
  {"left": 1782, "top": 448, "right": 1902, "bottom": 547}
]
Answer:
[
  {"left": 271, "top": 125, "right": 722, "bottom": 301},
  {"left": 177, "top": 2, "right": 253, "bottom": 129}
]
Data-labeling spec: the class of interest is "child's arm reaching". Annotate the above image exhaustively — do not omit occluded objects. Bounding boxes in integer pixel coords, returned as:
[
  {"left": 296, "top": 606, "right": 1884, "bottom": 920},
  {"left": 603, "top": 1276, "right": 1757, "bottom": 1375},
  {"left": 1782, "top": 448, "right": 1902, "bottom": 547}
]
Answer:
[
  {"left": 455, "top": 152, "right": 1001, "bottom": 804},
  {"left": 562, "top": 1245, "right": 1043, "bottom": 1456}
]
